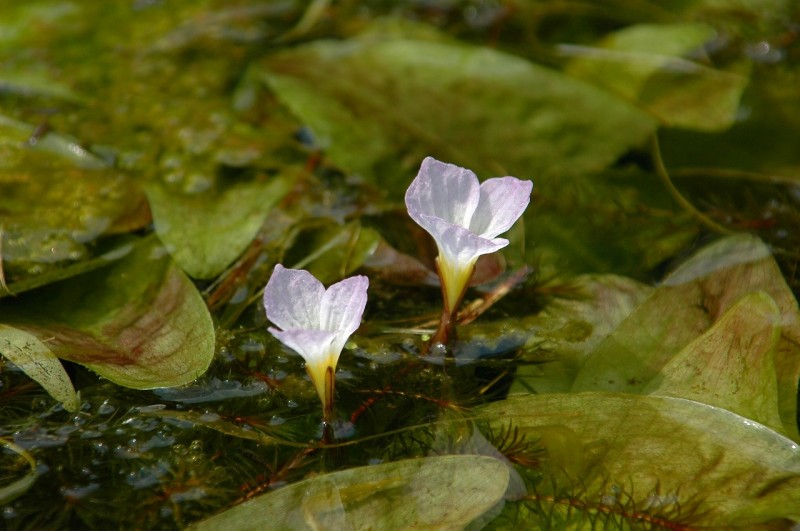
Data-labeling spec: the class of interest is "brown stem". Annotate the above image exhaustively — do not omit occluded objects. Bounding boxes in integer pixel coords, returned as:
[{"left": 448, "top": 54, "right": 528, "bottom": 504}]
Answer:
[
  {"left": 425, "top": 260, "right": 473, "bottom": 351},
  {"left": 431, "top": 308, "right": 457, "bottom": 345},
  {"left": 321, "top": 366, "right": 335, "bottom": 445}
]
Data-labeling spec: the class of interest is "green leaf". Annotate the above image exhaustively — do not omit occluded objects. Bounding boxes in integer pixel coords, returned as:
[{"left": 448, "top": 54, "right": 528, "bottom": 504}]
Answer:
[
  {"left": 526, "top": 166, "right": 699, "bottom": 278},
  {"left": 572, "top": 234, "right": 800, "bottom": 440},
  {"left": 259, "top": 27, "right": 657, "bottom": 196},
  {"left": 479, "top": 393, "right": 800, "bottom": 528},
  {"left": 189, "top": 455, "right": 510, "bottom": 530},
  {"left": 0, "top": 117, "right": 149, "bottom": 284},
  {"left": 0, "top": 114, "right": 106, "bottom": 169},
  {"left": 0, "top": 236, "right": 215, "bottom": 389},
  {"left": 0, "top": 325, "right": 79, "bottom": 412},
  {"left": 564, "top": 23, "right": 750, "bottom": 131},
  {"left": 510, "top": 274, "right": 653, "bottom": 395},
  {"left": 146, "top": 176, "right": 292, "bottom": 279},
  {"left": 0, "top": 238, "right": 136, "bottom": 299},
  {"left": 643, "top": 291, "right": 784, "bottom": 433}
]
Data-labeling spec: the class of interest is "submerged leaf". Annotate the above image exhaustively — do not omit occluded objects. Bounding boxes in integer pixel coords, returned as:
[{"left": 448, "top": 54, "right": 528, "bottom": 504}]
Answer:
[
  {"left": 564, "top": 22, "right": 749, "bottom": 131},
  {"left": 138, "top": 409, "right": 280, "bottom": 446},
  {"left": 0, "top": 236, "right": 215, "bottom": 389},
  {"left": 0, "top": 238, "right": 136, "bottom": 299},
  {"left": 644, "top": 291, "right": 783, "bottom": 433},
  {"left": 510, "top": 274, "right": 653, "bottom": 395},
  {"left": 0, "top": 325, "right": 79, "bottom": 412},
  {"left": 479, "top": 393, "right": 800, "bottom": 528},
  {"left": 0, "top": 117, "right": 149, "bottom": 283},
  {"left": 259, "top": 26, "right": 656, "bottom": 196},
  {"left": 190, "top": 455, "right": 510, "bottom": 530},
  {"left": 572, "top": 234, "right": 800, "bottom": 439},
  {"left": 146, "top": 175, "right": 291, "bottom": 279},
  {"left": 525, "top": 166, "right": 699, "bottom": 278}
]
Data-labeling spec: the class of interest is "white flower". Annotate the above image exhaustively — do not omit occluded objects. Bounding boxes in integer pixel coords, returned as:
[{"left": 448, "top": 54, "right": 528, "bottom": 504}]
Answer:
[
  {"left": 263, "top": 265, "right": 368, "bottom": 420},
  {"left": 405, "top": 157, "right": 532, "bottom": 316}
]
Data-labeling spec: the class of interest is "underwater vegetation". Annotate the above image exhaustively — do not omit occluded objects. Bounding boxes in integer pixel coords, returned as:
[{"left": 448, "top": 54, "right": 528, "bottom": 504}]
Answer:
[{"left": 1, "top": 0, "right": 800, "bottom": 529}]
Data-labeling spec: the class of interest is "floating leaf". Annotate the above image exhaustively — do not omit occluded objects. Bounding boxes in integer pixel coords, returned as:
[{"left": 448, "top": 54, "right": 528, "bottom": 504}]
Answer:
[
  {"left": 564, "top": 22, "right": 750, "bottom": 131},
  {"left": 146, "top": 175, "right": 291, "bottom": 280},
  {"left": 479, "top": 393, "right": 800, "bottom": 528},
  {"left": 572, "top": 234, "right": 800, "bottom": 440},
  {"left": 190, "top": 455, "right": 510, "bottom": 530},
  {"left": 259, "top": 26, "right": 657, "bottom": 196},
  {"left": 0, "top": 236, "right": 215, "bottom": 389},
  {"left": 0, "top": 325, "right": 79, "bottom": 412}
]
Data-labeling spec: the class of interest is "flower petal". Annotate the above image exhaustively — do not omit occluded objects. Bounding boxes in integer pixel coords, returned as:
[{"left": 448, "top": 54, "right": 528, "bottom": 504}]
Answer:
[
  {"left": 320, "top": 275, "right": 369, "bottom": 354},
  {"left": 268, "top": 328, "right": 337, "bottom": 367},
  {"left": 263, "top": 264, "right": 324, "bottom": 331},
  {"left": 469, "top": 177, "right": 533, "bottom": 239},
  {"left": 422, "top": 215, "right": 508, "bottom": 267},
  {"left": 405, "top": 157, "right": 480, "bottom": 232},
  {"left": 269, "top": 328, "right": 338, "bottom": 406}
]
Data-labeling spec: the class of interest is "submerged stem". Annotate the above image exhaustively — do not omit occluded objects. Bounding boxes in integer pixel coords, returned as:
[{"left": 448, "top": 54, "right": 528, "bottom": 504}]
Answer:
[{"left": 650, "top": 134, "right": 733, "bottom": 235}]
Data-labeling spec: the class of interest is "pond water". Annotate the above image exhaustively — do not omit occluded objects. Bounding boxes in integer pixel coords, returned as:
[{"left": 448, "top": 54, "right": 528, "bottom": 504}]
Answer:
[{"left": 1, "top": 1, "right": 800, "bottom": 529}]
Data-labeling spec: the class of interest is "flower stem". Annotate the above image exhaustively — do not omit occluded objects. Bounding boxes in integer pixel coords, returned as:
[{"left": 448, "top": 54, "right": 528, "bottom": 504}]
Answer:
[
  {"left": 321, "top": 366, "right": 335, "bottom": 445},
  {"left": 428, "top": 260, "right": 473, "bottom": 349},
  {"left": 431, "top": 307, "right": 457, "bottom": 345}
]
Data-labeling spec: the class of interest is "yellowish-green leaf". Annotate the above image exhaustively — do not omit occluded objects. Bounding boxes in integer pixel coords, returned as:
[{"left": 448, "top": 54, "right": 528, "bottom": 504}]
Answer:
[
  {"left": 644, "top": 291, "right": 784, "bottom": 433},
  {"left": 565, "top": 23, "right": 749, "bottom": 131},
  {"left": 0, "top": 325, "right": 79, "bottom": 412},
  {"left": 190, "top": 455, "right": 510, "bottom": 530},
  {"left": 260, "top": 27, "right": 656, "bottom": 196},
  {"left": 0, "top": 236, "right": 215, "bottom": 389},
  {"left": 479, "top": 393, "right": 800, "bottom": 528},
  {"left": 572, "top": 234, "right": 800, "bottom": 440},
  {"left": 146, "top": 176, "right": 291, "bottom": 279}
]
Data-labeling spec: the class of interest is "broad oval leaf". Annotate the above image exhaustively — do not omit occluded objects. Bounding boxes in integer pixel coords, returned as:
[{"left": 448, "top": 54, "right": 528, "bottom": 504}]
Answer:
[
  {"left": 644, "top": 291, "right": 784, "bottom": 434},
  {"left": 572, "top": 234, "right": 800, "bottom": 440},
  {"left": 259, "top": 27, "right": 656, "bottom": 197},
  {"left": 146, "top": 175, "right": 291, "bottom": 279},
  {"left": 190, "top": 455, "right": 510, "bottom": 530},
  {"left": 0, "top": 236, "right": 215, "bottom": 389},
  {"left": 479, "top": 393, "right": 800, "bottom": 528},
  {"left": 564, "top": 22, "right": 750, "bottom": 131}
]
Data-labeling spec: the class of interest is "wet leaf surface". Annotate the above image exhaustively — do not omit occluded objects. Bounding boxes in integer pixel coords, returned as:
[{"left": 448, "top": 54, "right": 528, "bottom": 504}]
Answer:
[
  {"left": 479, "top": 392, "right": 800, "bottom": 528},
  {"left": 190, "top": 455, "right": 510, "bottom": 530},
  {"left": 572, "top": 234, "right": 800, "bottom": 439},
  {"left": 0, "top": 1, "right": 798, "bottom": 529},
  {"left": 564, "top": 22, "right": 750, "bottom": 131},
  {"left": 259, "top": 25, "right": 657, "bottom": 197},
  {"left": 146, "top": 175, "right": 291, "bottom": 279},
  {"left": 0, "top": 237, "right": 215, "bottom": 389}
]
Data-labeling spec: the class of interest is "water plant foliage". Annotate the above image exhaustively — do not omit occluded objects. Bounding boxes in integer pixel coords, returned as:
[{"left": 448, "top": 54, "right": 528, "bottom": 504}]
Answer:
[{"left": 1, "top": 0, "right": 799, "bottom": 529}]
